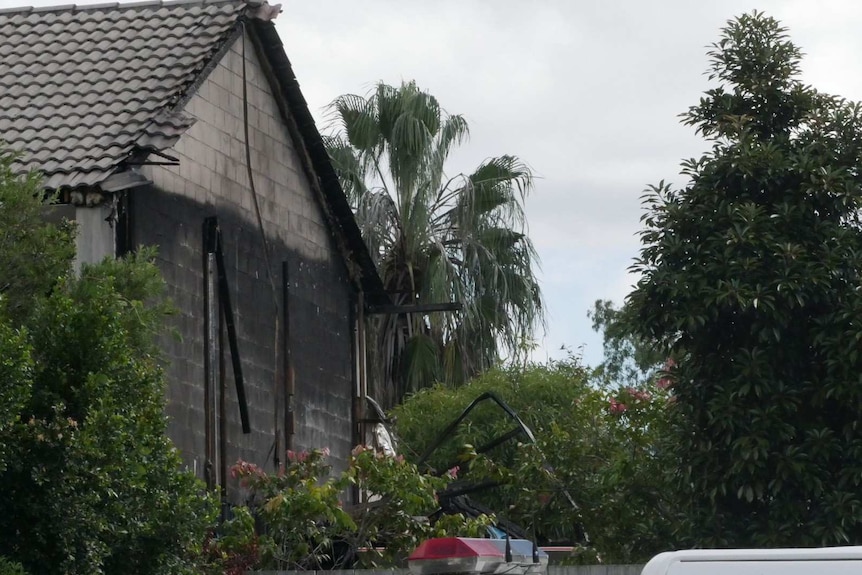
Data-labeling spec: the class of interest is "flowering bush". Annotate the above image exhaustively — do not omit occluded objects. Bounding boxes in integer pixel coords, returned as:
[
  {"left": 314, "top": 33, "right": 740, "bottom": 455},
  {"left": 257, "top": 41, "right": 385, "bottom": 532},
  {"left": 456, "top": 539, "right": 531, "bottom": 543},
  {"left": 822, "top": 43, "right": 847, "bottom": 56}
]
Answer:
[
  {"left": 348, "top": 445, "right": 492, "bottom": 567},
  {"left": 228, "top": 448, "right": 353, "bottom": 571},
  {"left": 206, "top": 446, "right": 492, "bottom": 572},
  {"left": 392, "top": 358, "right": 678, "bottom": 563},
  {"left": 202, "top": 507, "right": 261, "bottom": 575}
]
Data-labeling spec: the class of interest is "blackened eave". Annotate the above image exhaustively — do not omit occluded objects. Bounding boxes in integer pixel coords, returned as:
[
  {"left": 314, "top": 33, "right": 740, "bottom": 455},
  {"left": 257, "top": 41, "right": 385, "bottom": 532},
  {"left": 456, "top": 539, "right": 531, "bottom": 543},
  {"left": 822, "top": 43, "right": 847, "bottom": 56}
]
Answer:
[{"left": 245, "top": 17, "right": 389, "bottom": 307}]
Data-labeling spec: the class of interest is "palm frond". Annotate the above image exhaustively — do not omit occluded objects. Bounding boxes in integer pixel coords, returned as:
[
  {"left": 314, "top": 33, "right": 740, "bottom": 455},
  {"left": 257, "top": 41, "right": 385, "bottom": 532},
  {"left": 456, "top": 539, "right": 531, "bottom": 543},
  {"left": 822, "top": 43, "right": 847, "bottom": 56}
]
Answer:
[
  {"left": 324, "top": 80, "right": 544, "bottom": 407},
  {"left": 354, "top": 190, "right": 399, "bottom": 265},
  {"left": 322, "top": 134, "right": 368, "bottom": 207},
  {"left": 428, "top": 114, "right": 470, "bottom": 194},
  {"left": 330, "top": 93, "right": 381, "bottom": 153},
  {"left": 401, "top": 332, "right": 441, "bottom": 396}
]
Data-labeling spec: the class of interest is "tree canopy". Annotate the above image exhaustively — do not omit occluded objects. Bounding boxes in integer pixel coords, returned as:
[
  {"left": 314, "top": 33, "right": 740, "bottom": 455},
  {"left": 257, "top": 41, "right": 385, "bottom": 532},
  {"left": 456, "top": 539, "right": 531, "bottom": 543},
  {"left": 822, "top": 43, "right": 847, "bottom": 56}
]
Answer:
[
  {"left": 325, "top": 81, "right": 543, "bottom": 407},
  {"left": 392, "top": 358, "right": 676, "bottom": 563},
  {"left": 588, "top": 299, "right": 664, "bottom": 388},
  {"left": 628, "top": 11, "right": 862, "bottom": 546},
  {"left": 0, "top": 155, "right": 75, "bottom": 325},
  {"left": 0, "top": 149, "right": 214, "bottom": 574}
]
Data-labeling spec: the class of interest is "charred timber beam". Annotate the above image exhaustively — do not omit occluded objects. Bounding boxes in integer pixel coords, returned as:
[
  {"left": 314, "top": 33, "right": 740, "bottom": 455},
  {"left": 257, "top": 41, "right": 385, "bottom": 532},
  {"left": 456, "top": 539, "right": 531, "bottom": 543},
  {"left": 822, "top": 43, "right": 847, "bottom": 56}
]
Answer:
[
  {"left": 366, "top": 302, "right": 462, "bottom": 315},
  {"left": 204, "top": 216, "right": 251, "bottom": 434}
]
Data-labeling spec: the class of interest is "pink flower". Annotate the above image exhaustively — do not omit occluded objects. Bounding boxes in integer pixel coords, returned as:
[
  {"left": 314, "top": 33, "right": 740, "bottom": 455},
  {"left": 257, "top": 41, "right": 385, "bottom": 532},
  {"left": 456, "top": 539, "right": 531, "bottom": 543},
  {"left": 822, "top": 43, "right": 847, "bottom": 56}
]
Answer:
[
  {"left": 608, "top": 398, "right": 628, "bottom": 414},
  {"left": 230, "top": 460, "right": 265, "bottom": 479},
  {"left": 446, "top": 465, "right": 460, "bottom": 479},
  {"left": 657, "top": 377, "right": 672, "bottom": 390},
  {"left": 623, "top": 387, "right": 652, "bottom": 402},
  {"left": 321, "top": 447, "right": 331, "bottom": 457},
  {"left": 286, "top": 450, "right": 296, "bottom": 462}
]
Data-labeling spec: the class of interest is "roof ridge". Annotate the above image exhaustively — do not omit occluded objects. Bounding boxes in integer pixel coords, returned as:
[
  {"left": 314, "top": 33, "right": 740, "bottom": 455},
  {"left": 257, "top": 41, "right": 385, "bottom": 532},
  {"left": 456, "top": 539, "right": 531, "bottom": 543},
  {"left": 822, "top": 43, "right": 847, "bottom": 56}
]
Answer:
[{"left": 0, "top": 0, "right": 259, "bottom": 16}]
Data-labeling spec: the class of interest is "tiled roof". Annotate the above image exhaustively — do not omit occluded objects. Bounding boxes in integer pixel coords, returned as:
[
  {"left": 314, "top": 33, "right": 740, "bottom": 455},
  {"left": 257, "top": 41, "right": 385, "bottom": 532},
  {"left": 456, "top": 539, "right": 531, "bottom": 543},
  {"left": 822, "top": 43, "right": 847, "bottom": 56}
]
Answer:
[
  {"left": 0, "top": 0, "right": 250, "bottom": 189},
  {"left": 0, "top": 0, "right": 389, "bottom": 302}
]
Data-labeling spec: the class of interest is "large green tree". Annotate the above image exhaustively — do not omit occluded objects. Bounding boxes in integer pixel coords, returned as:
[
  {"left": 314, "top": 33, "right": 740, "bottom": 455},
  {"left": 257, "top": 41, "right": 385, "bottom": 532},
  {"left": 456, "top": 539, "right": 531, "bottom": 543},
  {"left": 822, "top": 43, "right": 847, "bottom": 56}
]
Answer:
[
  {"left": 628, "top": 12, "right": 862, "bottom": 546},
  {"left": 0, "top": 148, "right": 75, "bottom": 473},
  {"left": 325, "top": 81, "right": 543, "bottom": 407},
  {"left": 0, "top": 255, "right": 217, "bottom": 575},
  {"left": 0, "top": 150, "right": 215, "bottom": 574}
]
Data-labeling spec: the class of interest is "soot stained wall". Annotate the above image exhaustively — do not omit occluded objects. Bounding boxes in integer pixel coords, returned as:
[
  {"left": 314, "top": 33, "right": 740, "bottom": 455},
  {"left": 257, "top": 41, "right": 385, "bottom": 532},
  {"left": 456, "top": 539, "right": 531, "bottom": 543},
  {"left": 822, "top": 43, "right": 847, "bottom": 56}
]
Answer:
[
  {"left": 131, "top": 189, "right": 355, "bottom": 483},
  {"left": 133, "top": 30, "right": 358, "bottom": 489}
]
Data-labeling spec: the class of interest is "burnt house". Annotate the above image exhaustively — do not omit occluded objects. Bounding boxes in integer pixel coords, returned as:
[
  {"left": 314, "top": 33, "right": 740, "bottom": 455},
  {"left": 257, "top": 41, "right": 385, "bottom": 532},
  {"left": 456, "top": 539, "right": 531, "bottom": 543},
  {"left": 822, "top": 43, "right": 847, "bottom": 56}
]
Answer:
[{"left": 0, "top": 0, "right": 387, "bottom": 493}]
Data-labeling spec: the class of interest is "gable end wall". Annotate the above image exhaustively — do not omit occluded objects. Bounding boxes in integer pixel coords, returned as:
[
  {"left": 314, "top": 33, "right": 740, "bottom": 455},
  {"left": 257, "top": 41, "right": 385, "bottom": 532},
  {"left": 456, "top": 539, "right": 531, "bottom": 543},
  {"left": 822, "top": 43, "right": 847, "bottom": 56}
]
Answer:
[{"left": 135, "top": 31, "right": 357, "bottom": 490}]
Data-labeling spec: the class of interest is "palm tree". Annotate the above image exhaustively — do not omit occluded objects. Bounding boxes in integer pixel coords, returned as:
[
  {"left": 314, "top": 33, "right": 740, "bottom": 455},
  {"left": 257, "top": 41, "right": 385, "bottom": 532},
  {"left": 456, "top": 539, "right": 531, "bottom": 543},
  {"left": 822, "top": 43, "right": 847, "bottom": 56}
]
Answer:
[{"left": 324, "top": 81, "right": 543, "bottom": 408}]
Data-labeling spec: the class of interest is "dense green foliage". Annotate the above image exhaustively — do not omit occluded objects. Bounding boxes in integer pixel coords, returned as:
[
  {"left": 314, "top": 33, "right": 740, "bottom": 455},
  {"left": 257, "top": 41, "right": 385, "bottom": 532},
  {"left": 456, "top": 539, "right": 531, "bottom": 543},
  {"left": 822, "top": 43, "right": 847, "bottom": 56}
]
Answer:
[
  {"left": 589, "top": 299, "right": 664, "bottom": 388},
  {"left": 628, "top": 11, "right": 862, "bottom": 546},
  {"left": 210, "top": 447, "right": 491, "bottom": 572},
  {"left": 0, "top": 557, "right": 27, "bottom": 575},
  {"left": 0, "top": 150, "right": 76, "bottom": 475},
  {"left": 325, "top": 81, "right": 542, "bottom": 407},
  {"left": 392, "top": 359, "right": 676, "bottom": 563},
  {"left": 0, "top": 151, "right": 75, "bottom": 325},
  {"left": 0, "top": 155, "right": 215, "bottom": 574}
]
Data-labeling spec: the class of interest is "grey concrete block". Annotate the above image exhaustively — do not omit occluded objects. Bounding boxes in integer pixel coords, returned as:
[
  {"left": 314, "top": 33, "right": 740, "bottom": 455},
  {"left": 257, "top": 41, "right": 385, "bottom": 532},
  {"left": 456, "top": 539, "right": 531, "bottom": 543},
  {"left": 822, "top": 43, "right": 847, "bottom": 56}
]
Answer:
[{"left": 128, "top": 38, "right": 360, "bottom": 489}]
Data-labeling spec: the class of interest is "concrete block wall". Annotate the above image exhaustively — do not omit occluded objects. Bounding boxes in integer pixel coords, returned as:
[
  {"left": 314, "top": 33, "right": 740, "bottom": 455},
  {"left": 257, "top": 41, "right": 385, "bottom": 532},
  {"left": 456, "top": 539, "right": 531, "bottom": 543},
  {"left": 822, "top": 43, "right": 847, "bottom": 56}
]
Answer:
[{"left": 136, "top": 30, "right": 356, "bottom": 491}]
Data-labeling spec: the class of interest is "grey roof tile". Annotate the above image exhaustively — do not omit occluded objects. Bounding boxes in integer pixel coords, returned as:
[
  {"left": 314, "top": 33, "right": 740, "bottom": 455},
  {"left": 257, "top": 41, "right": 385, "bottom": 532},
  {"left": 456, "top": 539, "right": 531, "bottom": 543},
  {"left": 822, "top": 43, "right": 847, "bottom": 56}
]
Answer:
[
  {"left": 0, "top": 0, "right": 250, "bottom": 189},
  {"left": 0, "top": 0, "right": 389, "bottom": 301}
]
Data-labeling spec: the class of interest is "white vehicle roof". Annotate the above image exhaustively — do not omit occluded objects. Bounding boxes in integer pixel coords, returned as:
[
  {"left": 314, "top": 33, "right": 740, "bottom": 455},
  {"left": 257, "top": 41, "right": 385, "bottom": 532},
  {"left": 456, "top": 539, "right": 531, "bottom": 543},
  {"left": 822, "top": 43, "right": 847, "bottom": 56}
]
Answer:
[{"left": 642, "top": 547, "right": 862, "bottom": 575}]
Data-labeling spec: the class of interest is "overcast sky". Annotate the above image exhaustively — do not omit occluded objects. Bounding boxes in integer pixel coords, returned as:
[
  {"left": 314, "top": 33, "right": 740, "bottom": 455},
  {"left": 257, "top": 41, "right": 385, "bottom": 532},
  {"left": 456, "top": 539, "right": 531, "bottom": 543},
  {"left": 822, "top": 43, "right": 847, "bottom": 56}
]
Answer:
[
  {"left": 273, "top": 1, "right": 862, "bottom": 366},
  {"left": 6, "top": 0, "right": 862, "bottom": 366}
]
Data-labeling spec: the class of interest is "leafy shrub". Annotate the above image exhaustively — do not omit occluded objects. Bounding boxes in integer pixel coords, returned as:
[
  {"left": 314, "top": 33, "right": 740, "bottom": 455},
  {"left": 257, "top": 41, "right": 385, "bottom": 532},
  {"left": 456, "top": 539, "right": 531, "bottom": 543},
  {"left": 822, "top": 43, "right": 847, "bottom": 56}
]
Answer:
[
  {"left": 0, "top": 253, "right": 217, "bottom": 574},
  {"left": 0, "top": 557, "right": 27, "bottom": 575},
  {"left": 392, "top": 357, "right": 678, "bottom": 563},
  {"left": 208, "top": 446, "right": 492, "bottom": 571}
]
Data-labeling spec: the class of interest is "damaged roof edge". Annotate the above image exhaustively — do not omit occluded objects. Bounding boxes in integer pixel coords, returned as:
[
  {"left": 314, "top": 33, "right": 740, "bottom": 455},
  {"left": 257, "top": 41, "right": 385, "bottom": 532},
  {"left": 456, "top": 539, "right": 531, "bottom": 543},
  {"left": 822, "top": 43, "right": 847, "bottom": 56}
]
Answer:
[{"left": 246, "top": 17, "right": 388, "bottom": 306}]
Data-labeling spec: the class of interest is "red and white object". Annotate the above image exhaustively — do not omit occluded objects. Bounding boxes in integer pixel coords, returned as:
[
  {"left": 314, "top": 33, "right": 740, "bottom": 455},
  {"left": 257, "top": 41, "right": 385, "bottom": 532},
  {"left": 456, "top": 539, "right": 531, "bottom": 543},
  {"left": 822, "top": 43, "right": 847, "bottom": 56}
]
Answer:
[{"left": 408, "top": 537, "right": 548, "bottom": 575}]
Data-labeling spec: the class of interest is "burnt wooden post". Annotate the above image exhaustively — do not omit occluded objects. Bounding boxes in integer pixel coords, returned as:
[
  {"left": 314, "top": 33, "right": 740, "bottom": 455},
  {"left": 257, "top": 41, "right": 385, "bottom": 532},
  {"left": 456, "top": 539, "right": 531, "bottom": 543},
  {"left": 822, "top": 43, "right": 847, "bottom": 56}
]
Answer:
[
  {"left": 218, "top": 295, "right": 227, "bottom": 504},
  {"left": 282, "top": 260, "right": 295, "bottom": 453},
  {"left": 357, "top": 292, "right": 367, "bottom": 450},
  {"left": 212, "top": 222, "right": 250, "bottom": 434},
  {"left": 203, "top": 218, "right": 219, "bottom": 491},
  {"left": 203, "top": 216, "right": 251, "bottom": 494}
]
